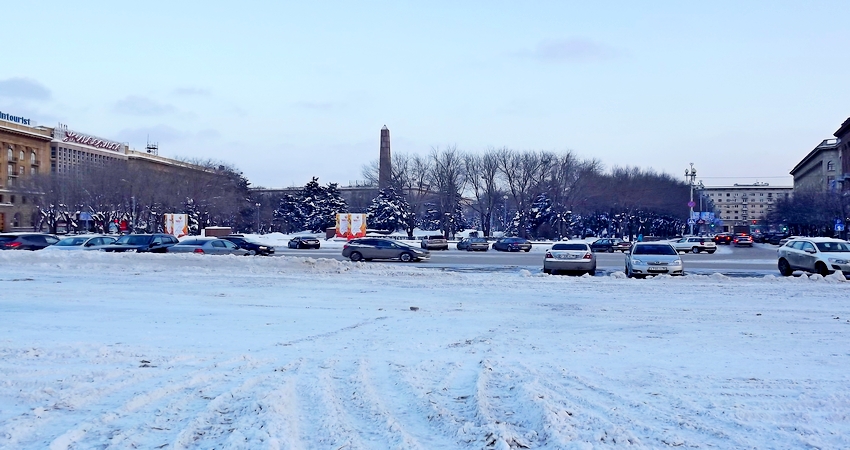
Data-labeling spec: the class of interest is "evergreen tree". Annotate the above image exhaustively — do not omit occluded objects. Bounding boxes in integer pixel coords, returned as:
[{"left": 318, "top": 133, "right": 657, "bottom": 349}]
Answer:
[
  {"left": 273, "top": 194, "right": 305, "bottom": 233},
  {"left": 367, "top": 187, "right": 412, "bottom": 233},
  {"left": 311, "top": 182, "right": 348, "bottom": 233}
]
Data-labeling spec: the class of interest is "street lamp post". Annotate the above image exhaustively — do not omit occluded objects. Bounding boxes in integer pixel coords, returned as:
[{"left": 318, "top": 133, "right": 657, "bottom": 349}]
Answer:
[
  {"left": 255, "top": 202, "right": 261, "bottom": 234},
  {"left": 685, "top": 163, "right": 697, "bottom": 235},
  {"left": 503, "top": 195, "right": 509, "bottom": 233}
]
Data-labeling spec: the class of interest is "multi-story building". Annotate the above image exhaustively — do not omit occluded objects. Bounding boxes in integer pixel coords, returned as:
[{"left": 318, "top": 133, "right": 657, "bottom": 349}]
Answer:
[
  {"left": 50, "top": 124, "right": 128, "bottom": 174},
  {"left": 0, "top": 111, "right": 53, "bottom": 232},
  {"left": 700, "top": 183, "right": 793, "bottom": 233},
  {"left": 831, "top": 117, "right": 850, "bottom": 193},
  {"left": 790, "top": 138, "right": 841, "bottom": 193}
]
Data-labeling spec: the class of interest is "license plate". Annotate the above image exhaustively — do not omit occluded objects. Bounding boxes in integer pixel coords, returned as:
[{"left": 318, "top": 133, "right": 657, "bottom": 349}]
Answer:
[{"left": 647, "top": 267, "right": 668, "bottom": 272}]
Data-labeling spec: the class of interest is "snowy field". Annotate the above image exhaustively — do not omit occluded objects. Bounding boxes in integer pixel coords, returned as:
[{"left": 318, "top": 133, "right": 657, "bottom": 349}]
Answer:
[{"left": 1, "top": 251, "right": 849, "bottom": 449}]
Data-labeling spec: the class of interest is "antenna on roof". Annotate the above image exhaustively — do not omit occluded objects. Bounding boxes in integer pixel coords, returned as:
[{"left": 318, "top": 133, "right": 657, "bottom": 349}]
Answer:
[{"left": 145, "top": 135, "right": 159, "bottom": 155}]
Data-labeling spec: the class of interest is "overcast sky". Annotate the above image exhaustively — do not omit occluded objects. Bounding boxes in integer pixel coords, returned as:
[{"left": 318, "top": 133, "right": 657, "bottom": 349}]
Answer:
[{"left": 1, "top": 1, "right": 847, "bottom": 188}]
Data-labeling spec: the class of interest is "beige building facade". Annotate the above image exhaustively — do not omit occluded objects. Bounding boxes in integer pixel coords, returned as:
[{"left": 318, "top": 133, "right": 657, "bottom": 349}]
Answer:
[
  {"left": 0, "top": 113, "right": 53, "bottom": 232},
  {"left": 700, "top": 183, "right": 793, "bottom": 233}
]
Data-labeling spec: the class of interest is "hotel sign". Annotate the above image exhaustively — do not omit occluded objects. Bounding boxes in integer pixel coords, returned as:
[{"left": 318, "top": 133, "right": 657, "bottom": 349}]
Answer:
[
  {"left": 0, "top": 110, "right": 32, "bottom": 126},
  {"left": 55, "top": 127, "right": 124, "bottom": 152}
]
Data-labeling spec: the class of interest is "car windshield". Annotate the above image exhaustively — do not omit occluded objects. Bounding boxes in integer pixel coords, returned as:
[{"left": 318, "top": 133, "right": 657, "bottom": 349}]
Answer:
[
  {"left": 815, "top": 242, "right": 850, "bottom": 252},
  {"left": 55, "top": 237, "right": 89, "bottom": 246},
  {"left": 469, "top": 238, "right": 487, "bottom": 243},
  {"left": 552, "top": 243, "right": 587, "bottom": 251},
  {"left": 0, "top": 236, "right": 16, "bottom": 242},
  {"left": 115, "top": 235, "right": 151, "bottom": 245},
  {"left": 633, "top": 244, "right": 677, "bottom": 255}
]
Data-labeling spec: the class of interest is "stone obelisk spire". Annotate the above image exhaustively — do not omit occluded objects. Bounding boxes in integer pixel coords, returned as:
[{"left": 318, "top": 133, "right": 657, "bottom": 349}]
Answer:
[{"left": 379, "top": 125, "right": 391, "bottom": 189}]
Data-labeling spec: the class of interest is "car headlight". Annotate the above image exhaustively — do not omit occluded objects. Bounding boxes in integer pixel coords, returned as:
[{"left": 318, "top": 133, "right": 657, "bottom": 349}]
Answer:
[
  {"left": 829, "top": 258, "right": 849, "bottom": 264},
  {"left": 631, "top": 259, "right": 643, "bottom": 264},
  {"left": 672, "top": 259, "right": 682, "bottom": 265}
]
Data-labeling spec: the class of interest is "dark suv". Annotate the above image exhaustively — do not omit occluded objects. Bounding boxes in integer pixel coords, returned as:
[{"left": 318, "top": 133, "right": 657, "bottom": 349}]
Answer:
[
  {"left": 0, "top": 233, "right": 60, "bottom": 250},
  {"left": 221, "top": 235, "right": 275, "bottom": 255},
  {"left": 101, "top": 234, "right": 179, "bottom": 253}
]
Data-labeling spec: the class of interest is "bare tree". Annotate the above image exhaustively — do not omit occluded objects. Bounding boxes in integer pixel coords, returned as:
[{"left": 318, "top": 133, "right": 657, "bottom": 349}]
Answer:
[{"left": 463, "top": 148, "right": 502, "bottom": 237}]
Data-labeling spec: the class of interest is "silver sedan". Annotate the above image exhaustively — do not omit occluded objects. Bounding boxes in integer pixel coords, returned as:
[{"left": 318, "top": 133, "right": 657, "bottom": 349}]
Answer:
[
  {"left": 543, "top": 242, "right": 596, "bottom": 275},
  {"left": 168, "top": 238, "right": 249, "bottom": 256}
]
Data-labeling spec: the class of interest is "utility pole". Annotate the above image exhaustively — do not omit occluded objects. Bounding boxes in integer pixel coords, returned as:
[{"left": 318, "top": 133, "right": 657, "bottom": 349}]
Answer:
[{"left": 685, "top": 163, "right": 697, "bottom": 235}]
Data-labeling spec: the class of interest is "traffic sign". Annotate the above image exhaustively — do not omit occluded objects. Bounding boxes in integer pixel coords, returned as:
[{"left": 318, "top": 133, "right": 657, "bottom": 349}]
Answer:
[
  {"left": 688, "top": 218, "right": 696, "bottom": 225},
  {"left": 687, "top": 201, "right": 696, "bottom": 208}
]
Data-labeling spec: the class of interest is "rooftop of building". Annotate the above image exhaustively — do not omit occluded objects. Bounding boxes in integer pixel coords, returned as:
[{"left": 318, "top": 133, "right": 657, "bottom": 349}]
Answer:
[{"left": 790, "top": 138, "right": 842, "bottom": 176}]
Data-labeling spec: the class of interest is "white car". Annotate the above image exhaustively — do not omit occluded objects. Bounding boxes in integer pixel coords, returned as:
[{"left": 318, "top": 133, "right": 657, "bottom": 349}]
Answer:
[
  {"left": 777, "top": 237, "right": 850, "bottom": 277},
  {"left": 43, "top": 235, "right": 117, "bottom": 251},
  {"left": 543, "top": 241, "right": 596, "bottom": 275},
  {"left": 625, "top": 242, "right": 684, "bottom": 278},
  {"left": 670, "top": 236, "right": 716, "bottom": 254}
]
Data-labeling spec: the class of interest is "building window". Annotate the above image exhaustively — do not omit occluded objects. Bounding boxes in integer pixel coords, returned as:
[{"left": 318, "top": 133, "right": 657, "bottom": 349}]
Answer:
[
  {"left": 827, "top": 161, "right": 835, "bottom": 171},
  {"left": 7, "top": 147, "right": 12, "bottom": 160},
  {"left": 7, "top": 164, "right": 11, "bottom": 174},
  {"left": 18, "top": 166, "right": 24, "bottom": 176},
  {"left": 726, "top": 193, "right": 730, "bottom": 197},
  {"left": 18, "top": 150, "right": 24, "bottom": 161},
  {"left": 10, "top": 195, "right": 15, "bottom": 204},
  {"left": 21, "top": 196, "right": 26, "bottom": 204},
  {"left": 30, "top": 152, "right": 35, "bottom": 164},
  {"left": 30, "top": 166, "right": 36, "bottom": 175}
]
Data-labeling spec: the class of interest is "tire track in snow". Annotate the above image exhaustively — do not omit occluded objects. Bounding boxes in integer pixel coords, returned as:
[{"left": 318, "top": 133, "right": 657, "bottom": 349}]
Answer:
[
  {"left": 44, "top": 355, "right": 263, "bottom": 450},
  {"left": 329, "top": 357, "right": 429, "bottom": 449}
]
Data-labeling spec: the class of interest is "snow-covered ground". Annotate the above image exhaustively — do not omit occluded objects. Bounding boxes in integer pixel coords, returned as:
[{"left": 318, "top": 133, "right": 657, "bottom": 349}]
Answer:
[{"left": 1, "top": 251, "right": 849, "bottom": 449}]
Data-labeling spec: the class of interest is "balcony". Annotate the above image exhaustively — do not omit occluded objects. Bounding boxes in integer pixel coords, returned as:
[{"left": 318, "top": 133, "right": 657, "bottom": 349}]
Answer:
[{"left": 30, "top": 160, "right": 40, "bottom": 167}]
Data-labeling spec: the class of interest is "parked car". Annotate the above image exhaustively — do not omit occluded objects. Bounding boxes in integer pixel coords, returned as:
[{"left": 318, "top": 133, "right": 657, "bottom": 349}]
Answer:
[
  {"left": 671, "top": 236, "right": 717, "bottom": 254},
  {"left": 0, "top": 233, "right": 60, "bottom": 250},
  {"left": 457, "top": 237, "right": 490, "bottom": 251},
  {"left": 101, "top": 234, "right": 179, "bottom": 253},
  {"left": 492, "top": 237, "right": 532, "bottom": 252},
  {"left": 625, "top": 242, "right": 684, "bottom": 278},
  {"left": 778, "top": 235, "right": 803, "bottom": 247},
  {"left": 44, "top": 235, "right": 116, "bottom": 251},
  {"left": 590, "top": 238, "right": 631, "bottom": 253},
  {"left": 751, "top": 232, "right": 766, "bottom": 243},
  {"left": 777, "top": 237, "right": 850, "bottom": 277},
  {"left": 420, "top": 235, "right": 449, "bottom": 250},
  {"left": 766, "top": 233, "right": 789, "bottom": 245},
  {"left": 221, "top": 235, "right": 275, "bottom": 256},
  {"left": 288, "top": 236, "right": 321, "bottom": 249},
  {"left": 168, "top": 238, "right": 249, "bottom": 255},
  {"left": 543, "top": 242, "right": 596, "bottom": 275},
  {"left": 733, "top": 234, "right": 754, "bottom": 247},
  {"left": 343, "top": 238, "right": 430, "bottom": 262},
  {"left": 713, "top": 233, "right": 733, "bottom": 245}
]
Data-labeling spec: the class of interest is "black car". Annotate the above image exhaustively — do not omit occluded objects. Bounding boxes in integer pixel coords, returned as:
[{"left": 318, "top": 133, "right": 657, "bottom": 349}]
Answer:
[
  {"left": 492, "top": 237, "right": 532, "bottom": 252},
  {"left": 288, "top": 236, "right": 321, "bottom": 249},
  {"left": 713, "top": 233, "right": 733, "bottom": 245},
  {"left": 590, "top": 238, "right": 631, "bottom": 253},
  {"left": 101, "top": 234, "right": 179, "bottom": 253},
  {"left": 0, "top": 233, "right": 60, "bottom": 250},
  {"left": 221, "top": 235, "right": 275, "bottom": 255}
]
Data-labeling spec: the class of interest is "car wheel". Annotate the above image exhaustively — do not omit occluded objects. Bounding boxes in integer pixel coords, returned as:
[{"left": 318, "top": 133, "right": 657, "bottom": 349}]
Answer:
[
  {"left": 247, "top": 249, "right": 257, "bottom": 256},
  {"left": 607, "top": 247, "right": 614, "bottom": 253},
  {"left": 349, "top": 251, "right": 363, "bottom": 262},
  {"left": 707, "top": 250, "right": 716, "bottom": 254},
  {"left": 524, "top": 248, "right": 530, "bottom": 252},
  {"left": 692, "top": 247, "right": 700, "bottom": 254},
  {"left": 778, "top": 258, "right": 793, "bottom": 276},
  {"left": 587, "top": 269, "right": 596, "bottom": 276},
  {"left": 399, "top": 252, "right": 413, "bottom": 262},
  {"left": 815, "top": 261, "right": 831, "bottom": 277},
  {"left": 543, "top": 268, "right": 551, "bottom": 274}
]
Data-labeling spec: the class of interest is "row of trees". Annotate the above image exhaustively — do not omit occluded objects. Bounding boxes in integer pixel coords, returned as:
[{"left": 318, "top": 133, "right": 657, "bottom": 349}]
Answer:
[
  {"left": 362, "top": 147, "right": 689, "bottom": 239},
  {"left": 19, "top": 158, "right": 253, "bottom": 234},
  {"left": 272, "top": 177, "right": 348, "bottom": 233},
  {"left": 767, "top": 190, "right": 850, "bottom": 238}
]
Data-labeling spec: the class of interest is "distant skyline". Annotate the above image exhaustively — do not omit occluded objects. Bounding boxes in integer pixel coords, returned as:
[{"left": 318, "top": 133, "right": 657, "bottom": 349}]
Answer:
[{"left": 2, "top": 1, "right": 848, "bottom": 188}]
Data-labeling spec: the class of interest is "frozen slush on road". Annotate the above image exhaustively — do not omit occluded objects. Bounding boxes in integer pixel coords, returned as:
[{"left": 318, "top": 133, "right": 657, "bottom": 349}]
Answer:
[{"left": 1, "top": 251, "right": 848, "bottom": 449}]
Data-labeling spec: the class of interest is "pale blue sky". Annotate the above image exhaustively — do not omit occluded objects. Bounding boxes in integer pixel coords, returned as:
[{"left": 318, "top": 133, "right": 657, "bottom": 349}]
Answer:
[{"left": 1, "top": 1, "right": 847, "bottom": 188}]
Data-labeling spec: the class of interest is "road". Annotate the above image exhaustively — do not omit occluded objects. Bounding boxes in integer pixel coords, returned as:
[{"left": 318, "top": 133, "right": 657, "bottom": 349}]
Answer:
[{"left": 274, "top": 243, "right": 782, "bottom": 277}]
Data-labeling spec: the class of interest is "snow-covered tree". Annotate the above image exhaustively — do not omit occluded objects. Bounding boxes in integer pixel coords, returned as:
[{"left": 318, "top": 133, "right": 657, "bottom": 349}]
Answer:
[
  {"left": 273, "top": 194, "right": 305, "bottom": 233},
  {"left": 367, "top": 187, "right": 413, "bottom": 234}
]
